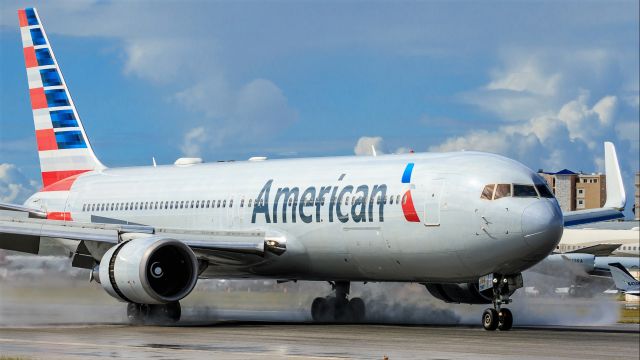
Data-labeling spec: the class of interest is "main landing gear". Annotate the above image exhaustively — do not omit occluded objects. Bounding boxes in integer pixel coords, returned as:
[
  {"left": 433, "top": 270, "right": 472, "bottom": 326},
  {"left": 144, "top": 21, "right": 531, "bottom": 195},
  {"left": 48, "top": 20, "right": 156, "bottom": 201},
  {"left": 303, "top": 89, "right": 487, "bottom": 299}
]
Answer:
[
  {"left": 482, "top": 274, "right": 522, "bottom": 331},
  {"left": 311, "top": 281, "right": 366, "bottom": 322},
  {"left": 127, "top": 301, "right": 181, "bottom": 325}
]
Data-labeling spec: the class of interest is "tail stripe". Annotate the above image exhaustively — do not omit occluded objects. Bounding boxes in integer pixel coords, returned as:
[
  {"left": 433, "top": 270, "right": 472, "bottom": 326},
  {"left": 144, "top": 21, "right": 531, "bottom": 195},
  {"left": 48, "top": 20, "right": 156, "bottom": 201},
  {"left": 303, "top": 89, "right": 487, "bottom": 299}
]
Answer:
[{"left": 18, "top": 7, "right": 104, "bottom": 191}]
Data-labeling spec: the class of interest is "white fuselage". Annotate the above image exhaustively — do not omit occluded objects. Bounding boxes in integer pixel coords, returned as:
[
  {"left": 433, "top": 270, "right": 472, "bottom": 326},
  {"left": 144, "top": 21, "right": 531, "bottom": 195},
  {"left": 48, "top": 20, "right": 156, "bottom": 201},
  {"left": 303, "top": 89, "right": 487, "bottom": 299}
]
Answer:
[{"left": 26, "top": 152, "right": 564, "bottom": 283}]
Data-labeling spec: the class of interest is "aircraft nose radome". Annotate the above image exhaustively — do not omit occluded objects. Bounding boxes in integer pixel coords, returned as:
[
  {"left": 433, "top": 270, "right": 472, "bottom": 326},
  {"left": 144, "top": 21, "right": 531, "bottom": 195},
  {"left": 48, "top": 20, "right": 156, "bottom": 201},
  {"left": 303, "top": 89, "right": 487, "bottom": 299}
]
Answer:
[{"left": 522, "top": 200, "right": 563, "bottom": 252}]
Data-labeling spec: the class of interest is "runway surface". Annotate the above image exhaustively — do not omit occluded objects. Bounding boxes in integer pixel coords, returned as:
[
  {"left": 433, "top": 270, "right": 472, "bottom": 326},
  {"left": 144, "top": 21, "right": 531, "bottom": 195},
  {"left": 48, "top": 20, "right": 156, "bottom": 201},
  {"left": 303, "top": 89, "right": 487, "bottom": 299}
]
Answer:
[{"left": 1, "top": 321, "right": 639, "bottom": 360}]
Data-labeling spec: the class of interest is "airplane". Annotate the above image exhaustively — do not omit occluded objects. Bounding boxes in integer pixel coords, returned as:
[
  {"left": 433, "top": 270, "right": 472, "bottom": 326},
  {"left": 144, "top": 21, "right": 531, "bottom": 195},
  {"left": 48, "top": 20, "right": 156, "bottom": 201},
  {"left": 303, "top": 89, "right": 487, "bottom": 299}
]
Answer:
[
  {"left": 0, "top": 8, "right": 627, "bottom": 331},
  {"left": 608, "top": 263, "right": 640, "bottom": 296},
  {"left": 555, "top": 228, "right": 639, "bottom": 257}
]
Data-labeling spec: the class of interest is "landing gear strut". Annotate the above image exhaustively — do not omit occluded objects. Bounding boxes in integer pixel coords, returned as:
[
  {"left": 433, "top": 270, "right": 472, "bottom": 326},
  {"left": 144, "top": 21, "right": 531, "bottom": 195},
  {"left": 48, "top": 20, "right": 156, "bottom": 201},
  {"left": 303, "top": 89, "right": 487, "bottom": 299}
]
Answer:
[
  {"left": 311, "top": 281, "right": 365, "bottom": 322},
  {"left": 127, "top": 301, "right": 181, "bottom": 325},
  {"left": 482, "top": 274, "right": 521, "bottom": 331}
]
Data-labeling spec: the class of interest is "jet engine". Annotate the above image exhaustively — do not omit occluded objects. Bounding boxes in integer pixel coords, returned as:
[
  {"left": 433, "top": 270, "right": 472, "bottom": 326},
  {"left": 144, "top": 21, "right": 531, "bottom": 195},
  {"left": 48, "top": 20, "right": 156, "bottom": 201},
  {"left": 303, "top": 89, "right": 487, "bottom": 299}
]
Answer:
[
  {"left": 424, "top": 282, "right": 494, "bottom": 304},
  {"left": 97, "top": 237, "right": 199, "bottom": 304}
]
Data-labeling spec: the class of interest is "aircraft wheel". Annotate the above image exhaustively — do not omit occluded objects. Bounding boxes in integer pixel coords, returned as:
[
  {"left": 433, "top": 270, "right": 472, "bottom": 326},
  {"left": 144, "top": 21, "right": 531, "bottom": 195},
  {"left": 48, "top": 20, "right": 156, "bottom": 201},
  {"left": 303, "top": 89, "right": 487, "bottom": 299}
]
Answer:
[
  {"left": 349, "top": 297, "right": 366, "bottom": 322},
  {"left": 311, "top": 297, "right": 326, "bottom": 321},
  {"left": 149, "top": 302, "right": 181, "bottom": 325},
  {"left": 482, "top": 308, "right": 499, "bottom": 331},
  {"left": 126, "top": 303, "right": 145, "bottom": 325},
  {"left": 334, "top": 297, "right": 351, "bottom": 321},
  {"left": 498, "top": 308, "right": 513, "bottom": 331}
]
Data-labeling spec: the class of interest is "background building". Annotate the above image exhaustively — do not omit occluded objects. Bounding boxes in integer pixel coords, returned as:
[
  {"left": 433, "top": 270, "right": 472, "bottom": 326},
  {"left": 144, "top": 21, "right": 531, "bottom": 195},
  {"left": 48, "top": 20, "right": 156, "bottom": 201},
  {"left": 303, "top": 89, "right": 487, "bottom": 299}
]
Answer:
[{"left": 538, "top": 169, "right": 606, "bottom": 212}]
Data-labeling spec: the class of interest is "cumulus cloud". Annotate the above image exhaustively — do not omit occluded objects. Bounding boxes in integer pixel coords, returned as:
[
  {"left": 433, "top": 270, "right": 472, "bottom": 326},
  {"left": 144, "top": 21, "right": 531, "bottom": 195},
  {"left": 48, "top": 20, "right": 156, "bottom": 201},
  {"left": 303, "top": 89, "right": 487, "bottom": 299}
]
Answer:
[
  {"left": 430, "top": 93, "right": 620, "bottom": 171},
  {"left": 0, "top": 163, "right": 37, "bottom": 203},
  {"left": 354, "top": 136, "right": 385, "bottom": 156},
  {"left": 486, "top": 59, "right": 561, "bottom": 96},
  {"left": 180, "top": 127, "right": 208, "bottom": 157}
]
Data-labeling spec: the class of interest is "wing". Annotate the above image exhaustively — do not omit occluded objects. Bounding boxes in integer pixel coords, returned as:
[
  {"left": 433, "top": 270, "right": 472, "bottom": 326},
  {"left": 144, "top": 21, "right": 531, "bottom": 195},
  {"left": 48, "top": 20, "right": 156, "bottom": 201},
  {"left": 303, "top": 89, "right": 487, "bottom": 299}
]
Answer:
[
  {"left": 563, "top": 142, "right": 626, "bottom": 227},
  {"left": 0, "top": 211, "right": 287, "bottom": 272},
  {"left": 566, "top": 244, "right": 621, "bottom": 257}
]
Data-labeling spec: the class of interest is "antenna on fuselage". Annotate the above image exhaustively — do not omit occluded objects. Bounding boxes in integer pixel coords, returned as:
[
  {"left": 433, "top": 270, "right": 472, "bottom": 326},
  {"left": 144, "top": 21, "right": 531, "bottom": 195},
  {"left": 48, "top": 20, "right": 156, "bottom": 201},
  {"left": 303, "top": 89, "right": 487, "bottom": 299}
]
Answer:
[
  {"left": 152, "top": 157, "right": 157, "bottom": 167},
  {"left": 371, "top": 145, "right": 377, "bottom": 157}
]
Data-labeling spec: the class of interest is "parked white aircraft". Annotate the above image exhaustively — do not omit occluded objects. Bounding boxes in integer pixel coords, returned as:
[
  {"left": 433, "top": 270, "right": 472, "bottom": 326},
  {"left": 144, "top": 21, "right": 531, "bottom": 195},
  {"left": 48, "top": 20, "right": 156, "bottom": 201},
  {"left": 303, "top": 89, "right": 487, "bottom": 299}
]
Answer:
[
  {"left": 0, "top": 8, "right": 627, "bottom": 331},
  {"left": 556, "top": 228, "right": 639, "bottom": 257}
]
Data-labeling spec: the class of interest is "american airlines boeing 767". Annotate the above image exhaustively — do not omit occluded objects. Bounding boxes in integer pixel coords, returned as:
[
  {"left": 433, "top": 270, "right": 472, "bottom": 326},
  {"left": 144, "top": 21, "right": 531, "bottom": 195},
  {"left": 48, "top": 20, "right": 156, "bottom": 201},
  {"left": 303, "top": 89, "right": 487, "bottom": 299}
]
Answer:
[{"left": 0, "top": 8, "right": 627, "bottom": 331}]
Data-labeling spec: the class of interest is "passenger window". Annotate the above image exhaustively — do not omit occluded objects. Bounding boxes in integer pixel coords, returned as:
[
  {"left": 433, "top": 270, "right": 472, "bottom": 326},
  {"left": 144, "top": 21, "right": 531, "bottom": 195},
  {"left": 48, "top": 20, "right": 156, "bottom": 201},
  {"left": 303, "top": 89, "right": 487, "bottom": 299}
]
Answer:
[
  {"left": 402, "top": 193, "right": 408, "bottom": 205},
  {"left": 217, "top": 200, "right": 221, "bottom": 208},
  {"left": 345, "top": 196, "right": 350, "bottom": 205},
  {"left": 241, "top": 199, "right": 244, "bottom": 207},
  {"left": 248, "top": 199, "right": 252, "bottom": 207},
  {"left": 494, "top": 184, "right": 511, "bottom": 200},
  {"left": 389, "top": 195, "right": 394, "bottom": 205},
  {"left": 396, "top": 195, "right": 400, "bottom": 204},
  {"left": 229, "top": 199, "right": 233, "bottom": 208},
  {"left": 223, "top": 200, "right": 227, "bottom": 207},
  {"left": 191, "top": 200, "right": 195, "bottom": 208},
  {"left": 206, "top": 200, "right": 210, "bottom": 208},
  {"left": 82, "top": 204, "right": 86, "bottom": 211},
  {"left": 513, "top": 184, "right": 538, "bottom": 197},
  {"left": 481, "top": 184, "right": 495, "bottom": 200}
]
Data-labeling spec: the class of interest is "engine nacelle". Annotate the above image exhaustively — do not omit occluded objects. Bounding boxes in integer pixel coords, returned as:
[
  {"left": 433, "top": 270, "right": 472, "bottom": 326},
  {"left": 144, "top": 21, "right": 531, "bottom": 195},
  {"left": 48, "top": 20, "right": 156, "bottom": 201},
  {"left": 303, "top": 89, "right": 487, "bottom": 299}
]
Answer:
[
  {"left": 424, "top": 282, "right": 493, "bottom": 304},
  {"left": 99, "top": 237, "right": 198, "bottom": 304}
]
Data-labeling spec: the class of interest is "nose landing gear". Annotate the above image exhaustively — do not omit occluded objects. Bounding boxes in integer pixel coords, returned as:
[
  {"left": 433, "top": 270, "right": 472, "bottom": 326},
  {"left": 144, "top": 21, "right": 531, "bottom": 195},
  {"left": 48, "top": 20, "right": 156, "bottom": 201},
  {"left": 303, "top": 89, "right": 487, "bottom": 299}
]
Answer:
[
  {"left": 482, "top": 273, "right": 521, "bottom": 331},
  {"left": 310, "top": 281, "right": 366, "bottom": 322}
]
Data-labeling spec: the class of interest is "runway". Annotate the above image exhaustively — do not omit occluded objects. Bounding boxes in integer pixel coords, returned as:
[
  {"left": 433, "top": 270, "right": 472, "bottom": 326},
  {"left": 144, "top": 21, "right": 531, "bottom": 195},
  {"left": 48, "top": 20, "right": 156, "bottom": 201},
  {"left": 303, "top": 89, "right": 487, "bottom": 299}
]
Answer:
[{"left": 1, "top": 322, "right": 638, "bottom": 359}]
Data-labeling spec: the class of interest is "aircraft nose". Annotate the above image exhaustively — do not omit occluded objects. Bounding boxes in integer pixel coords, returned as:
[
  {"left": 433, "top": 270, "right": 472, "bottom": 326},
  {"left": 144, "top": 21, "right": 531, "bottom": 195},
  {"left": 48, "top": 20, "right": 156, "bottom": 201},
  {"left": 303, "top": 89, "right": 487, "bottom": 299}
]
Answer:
[{"left": 522, "top": 200, "right": 563, "bottom": 252}]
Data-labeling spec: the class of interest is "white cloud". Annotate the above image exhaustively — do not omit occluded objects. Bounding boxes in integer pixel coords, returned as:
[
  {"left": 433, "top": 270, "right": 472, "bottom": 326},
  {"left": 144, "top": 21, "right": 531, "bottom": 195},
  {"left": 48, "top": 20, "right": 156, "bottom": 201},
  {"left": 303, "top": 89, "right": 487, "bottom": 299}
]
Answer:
[
  {"left": 486, "top": 59, "right": 561, "bottom": 96},
  {"left": 0, "top": 163, "right": 37, "bottom": 203},
  {"left": 354, "top": 136, "right": 385, "bottom": 156},
  {"left": 180, "top": 127, "right": 208, "bottom": 157},
  {"left": 429, "top": 93, "right": 621, "bottom": 171}
]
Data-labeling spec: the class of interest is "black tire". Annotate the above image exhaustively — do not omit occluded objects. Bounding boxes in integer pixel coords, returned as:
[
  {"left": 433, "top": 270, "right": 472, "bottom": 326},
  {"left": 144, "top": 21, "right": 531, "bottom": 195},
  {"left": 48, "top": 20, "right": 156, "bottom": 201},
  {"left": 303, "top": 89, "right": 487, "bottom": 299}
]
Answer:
[
  {"left": 334, "top": 297, "right": 351, "bottom": 322},
  {"left": 148, "top": 302, "right": 181, "bottom": 325},
  {"left": 498, "top": 308, "right": 513, "bottom": 331},
  {"left": 126, "top": 303, "right": 144, "bottom": 325},
  {"left": 349, "top": 298, "right": 366, "bottom": 322},
  {"left": 482, "top": 308, "right": 498, "bottom": 331},
  {"left": 311, "top": 297, "right": 326, "bottom": 322},
  {"left": 165, "top": 302, "right": 181, "bottom": 322}
]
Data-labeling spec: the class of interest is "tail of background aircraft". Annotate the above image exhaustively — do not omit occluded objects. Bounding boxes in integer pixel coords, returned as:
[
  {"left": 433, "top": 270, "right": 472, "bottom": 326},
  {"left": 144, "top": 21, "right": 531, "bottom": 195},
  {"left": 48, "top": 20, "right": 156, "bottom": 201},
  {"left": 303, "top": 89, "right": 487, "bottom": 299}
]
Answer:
[
  {"left": 608, "top": 263, "right": 640, "bottom": 295},
  {"left": 18, "top": 8, "right": 105, "bottom": 191}
]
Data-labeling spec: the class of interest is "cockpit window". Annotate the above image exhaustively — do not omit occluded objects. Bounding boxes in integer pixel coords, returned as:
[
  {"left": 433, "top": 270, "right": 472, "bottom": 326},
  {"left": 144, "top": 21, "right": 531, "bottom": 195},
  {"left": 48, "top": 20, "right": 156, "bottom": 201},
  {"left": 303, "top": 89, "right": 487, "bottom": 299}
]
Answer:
[
  {"left": 535, "top": 183, "right": 554, "bottom": 198},
  {"left": 481, "top": 184, "right": 495, "bottom": 200},
  {"left": 494, "top": 184, "right": 511, "bottom": 199},
  {"left": 513, "top": 184, "right": 538, "bottom": 197}
]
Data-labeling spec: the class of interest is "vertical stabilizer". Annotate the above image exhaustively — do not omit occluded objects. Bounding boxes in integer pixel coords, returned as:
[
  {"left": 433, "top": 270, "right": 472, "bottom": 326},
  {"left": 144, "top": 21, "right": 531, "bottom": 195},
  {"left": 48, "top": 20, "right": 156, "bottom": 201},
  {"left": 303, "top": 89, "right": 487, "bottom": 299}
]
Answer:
[
  {"left": 18, "top": 8, "right": 105, "bottom": 191},
  {"left": 603, "top": 142, "right": 625, "bottom": 210}
]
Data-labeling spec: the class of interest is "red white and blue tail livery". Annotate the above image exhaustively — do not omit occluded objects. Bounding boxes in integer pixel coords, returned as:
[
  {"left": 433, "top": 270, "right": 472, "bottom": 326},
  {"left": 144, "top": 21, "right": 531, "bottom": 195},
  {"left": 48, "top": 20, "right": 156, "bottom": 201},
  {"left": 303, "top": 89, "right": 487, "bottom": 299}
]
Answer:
[{"left": 19, "top": 8, "right": 104, "bottom": 193}]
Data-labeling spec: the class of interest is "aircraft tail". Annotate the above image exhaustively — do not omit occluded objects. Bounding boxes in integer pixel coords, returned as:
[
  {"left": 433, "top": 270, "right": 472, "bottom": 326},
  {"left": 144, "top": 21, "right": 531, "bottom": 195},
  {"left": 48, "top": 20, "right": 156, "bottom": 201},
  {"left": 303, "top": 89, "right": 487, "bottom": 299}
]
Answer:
[
  {"left": 18, "top": 8, "right": 105, "bottom": 191},
  {"left": 608, "top": 263, "right": 640, "bottom": 295}
]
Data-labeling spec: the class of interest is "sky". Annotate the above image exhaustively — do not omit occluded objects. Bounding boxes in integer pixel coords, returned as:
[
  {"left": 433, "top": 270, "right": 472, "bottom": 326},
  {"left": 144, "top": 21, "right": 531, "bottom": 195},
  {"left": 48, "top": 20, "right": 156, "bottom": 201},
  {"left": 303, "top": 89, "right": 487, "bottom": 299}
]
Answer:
[{"left": 0, "top": 1, "right": 638, "bottom": 215}]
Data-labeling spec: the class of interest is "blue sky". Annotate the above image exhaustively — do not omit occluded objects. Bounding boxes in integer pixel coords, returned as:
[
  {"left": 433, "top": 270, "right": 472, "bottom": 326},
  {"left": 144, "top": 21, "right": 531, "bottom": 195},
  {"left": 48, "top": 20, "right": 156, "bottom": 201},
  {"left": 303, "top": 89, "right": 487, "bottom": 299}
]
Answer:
[{"left": 0, "top": 1, "right": 638, "bottom": 215}]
